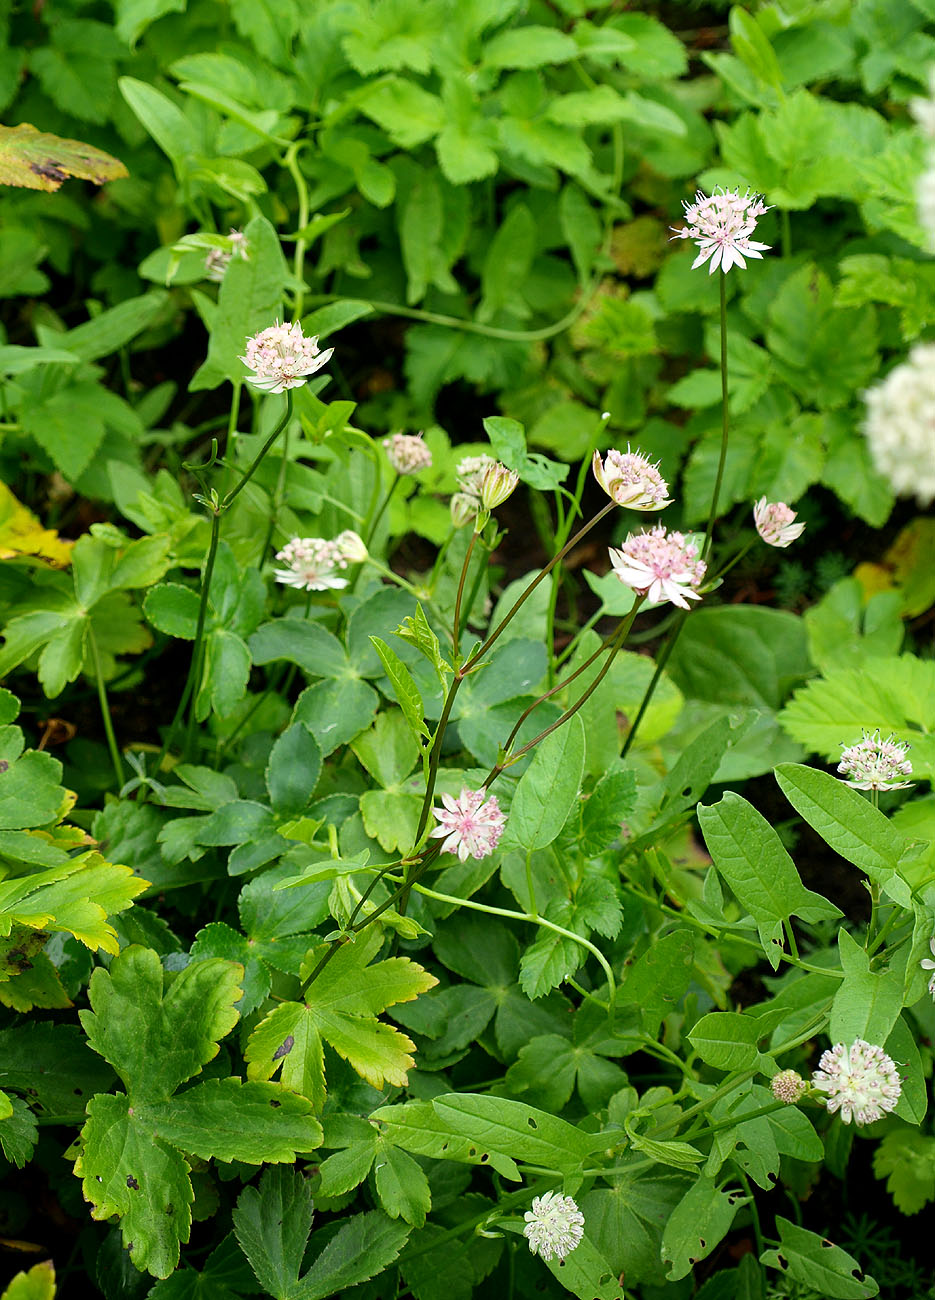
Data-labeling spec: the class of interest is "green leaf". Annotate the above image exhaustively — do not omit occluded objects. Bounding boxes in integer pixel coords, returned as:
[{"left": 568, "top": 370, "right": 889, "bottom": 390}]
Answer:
[
  {"left": 52, "top": 291, "right": 169, "bottom": 362},
  {"left": 620, "top": 929, "right": 696, "bottom": 1036},
  {"left": 360, "top": 79, "right": 444, "bottom": 149},
  {"left": 873, "top": 1127, "right": 935, "bottom": 1214},
  {"left": 689, "top": 1012, "right": 770, "bottom": 1074},
  {"left": 302, "top": 1210, "right": 410, "bottom": 1300},
  {"left": 0, "top": 1094, "right": 37, "bottom": 1168},
  {"left": 374, "top": 1143, "right": 431, "bottom": 1227},
  {"left": 431, "top": 1092, "right": 600, "bottom": 1173},
  {"left": 352, "top": 710, "right": 420, "bottom": 789},
  {"left": 119, "top": 76, "right": 198, "bottom": 174},
  {"left": 667, "top": 606, "right": 810, "bottom": 711},
  {"left": 372, "top": 1098, "right": 520, "bottom": 1180},
  {"left": 760, "top": 1217, "right": 878, "bottom": 1298},
  {"left": 775, "top": 764, "right": 912, "bottom": 905},
  {"left": 729, "top": 6, "right": 783, "bottom": 87},
  {"left": 249, "top": 618, "right": 347, "bottom": 678},
  {"left": 78, "top": 1092, "right": 193, "bottom": 1280},
  {"left": 0, "top": 1022, "right": 115, "bottom": 1113},
  {"left": 697, "top": 793, "right": 841, "bottom": 968},
  {"left": 266, "top": 724, "right": 322, "bottom": 818},
  {"left": 830, "top": 930, "right": 903, "bottom": 1047},
  {"left": 1, "top": 1261, "right": 56, "bottom": 1300},
  {"left": 144, "top": 582, "right": 200, "bottom": 639},
  {"left": 136, "top": 1077, "right": 322, "bottom": 1163},
  {"left": 79, "top": 946, "right": 243, "bottom": 1102},
  {"left": 292, "top": 678, "right": 379, "bottom": 754},
  {"left": 661, "top": 1176, "right": 747, "bottom": 1281},
  {"left": 478, "top": 203, "right": 535, "bottom": 323},
  {"left": 113, "top": 0, "right": 187, "bottom": 47},
  {"left": 580, "top": 768, "right": 638, "bottom": 855},
  {"left": 503, "top": 713, "right": 585, "bottom": 851},
  {"left": 542, "top": 1233, "right": 625, "bottom": 1299},
  {"left": 482, "top": 416, "right": 569, "bottom": 492},
  {"left": 483, "top": 25, "right": 578, "bottom": 68},
  {"left": 370, "top": 638, "right": 429, "bottom": 742}
]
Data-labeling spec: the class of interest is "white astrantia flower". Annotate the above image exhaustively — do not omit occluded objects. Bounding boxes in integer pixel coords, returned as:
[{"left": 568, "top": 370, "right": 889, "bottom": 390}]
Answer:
[
  {"left": 592, "top": 447, "right": 672, "bottom": 511},
  {"left": 838, "top": 730, "right": 913, "bottom": 792},
  {"left": 771, "top": 1069, "right": 807, "bottom": 1104},
  {"left": 523, "top": 1192, "right": 585, "bottom": 1263},
  {"left": 921, "top": 937, "right": 935, "bottom": 1000},
  {"left": 608, "top": 526, "right": 706, "bottom": 610},
  {"left": 456, "top": 454, "right": 496, "bottom": 498},
  {"left": 863, "top": 342, "right": 935, "bottom": 506},
  {"left": 383, "top": 432, "right": 433, "bottom": 475},
  {"left": 334, "top": 530, "right": 368, "bottom": 563},
  {"left": 811, "top": 1039, "right": 902, "bottom": 1126},
  {"left": 241, "top": 321, "right": 333, "bottom": 393},
  {"left": 671, "top": 186, "right": 771, "bottom": 274},
  {"left": 430, "top": 787, "right": 505, "bottom": 861},
  {"left": 753, "top": 498, "right": 805, "bottom": 548},
  {"left": 273, "top": 537, "right": 350, "bottom": 591}
]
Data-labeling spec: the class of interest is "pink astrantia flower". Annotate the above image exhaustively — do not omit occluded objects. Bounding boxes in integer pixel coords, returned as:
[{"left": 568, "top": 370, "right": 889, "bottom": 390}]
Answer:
[
  {"left": 241, "top": 321, "right": 333, "bottom": 393},
  {"left": 671, "top": 187, "right": 771, "bottom": 274},
  {"left": 273, "top": 537, "right": 351, "bottom": 591},
  {"left": 608, "top": 526, "right": 706, "bottom": 610},
  {"left": 431, "top": 787, "right": 505, "bottom": 861},
  {"left": 920, "top": 937, "right": 935, "bottom": 1000},
  {"left": 592, "top": 448, "right": 672, "bottom": 511},
  {"left": 523, "top": 1192, "right": 585, "bottom": 1263},
  {"left": 383, "top": 432, "right": 433, "bottom": 475},
  {"left": 753, "top": 498, "right": 805, "bottom": 548},
  {"left": 838, "top": 730, "right": 913, "bottom": 792},
  {"left": 811, "top": 1039, "right": 901, "bottom": 1126}
]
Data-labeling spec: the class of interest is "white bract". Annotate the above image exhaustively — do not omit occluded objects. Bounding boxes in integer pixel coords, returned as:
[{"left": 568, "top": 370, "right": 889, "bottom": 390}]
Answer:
[
  {"left": 753, "top": 498, "right": 805, "bottom": 548},
  {"left": 430, "top": 787, "right": 505, "bottom": 861},
  {"left": 242, "top": 321, "right": 333, "bottom": 393},
  {"left": 921, "top": 937, "right": 935, "bottom": 1000},
  {"left": 523, "top": 1192, "right": 585, "bottom": 1263},
  {"left": 273, "top": 537, "right": 356, "bottom": 591},
  {"left": 811, "top": 1039, "right": 901, "bottom": 1126},
  {"left": 608, "top": 526, "right": 706, "bottom": 610},
  {"left": 592, "top": 447, "right": 671, "bottom": 511},
  {"left": 671, "top": 187, "right": 771, "bottom": 274}
]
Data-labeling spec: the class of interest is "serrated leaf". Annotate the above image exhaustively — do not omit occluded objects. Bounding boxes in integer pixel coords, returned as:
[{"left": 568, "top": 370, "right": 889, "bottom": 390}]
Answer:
[
  {"left": 370, "top": 637, "right": 429, "bottom": 742},
  {"left": 371, "top": 1098, "right": 520, "bottom": 1180},
  {"left": 0, "top": 1094, "right": 37, "bottom": 1168},
  {"left": 374, "top": 1143, "right": 431, "bottom": 1227},
  {"left": 232, "top": 1166, "right": 313, "bottom": 1300},
  {"left": 504, "top": 713, "right": 585, "bottom": 851}
]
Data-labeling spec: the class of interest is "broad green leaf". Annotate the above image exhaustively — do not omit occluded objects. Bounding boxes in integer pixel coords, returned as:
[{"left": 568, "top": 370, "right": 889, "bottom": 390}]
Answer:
[
  {"left": 372, "top": 1098, "right": 520, "bottom": 1179},
  {"left": 542, "top": 1233, "right": 625, "bottom": 1299},
  {"left": 189, "top": 922, "right": 272, "bottom": 1016},
  {"left": 431, "top": 1092, "right": 601, "bottom": 1173},
  {"left": 0, "top": 850, "right": 146, "bottom": 954},
  {"left": 293, "top": 678, "right": 379, "bottom": 754},
  {"left": 266, "top": 723, "right": 322, "bottom": 818},
  {"left": 689, "top": 1012, "right": 769, "bottom": 1074},
  {"left": 78, "top": 1092, "right": 193, "bottom": 1280},
  {"left": 301, "top": 1210, "right": 410, "bottom": 1300},
  {"left": 483, "top": 25, "right": 578, "bottom": 69},
  {"left": 0, "top": 122, "right": 127, "bottom": 192},
  {"left": 249, "top": 619, "right": 348, "bottom": 678},
  {"left": 830, "top": 929, "right": 903, "bottom": 1047},
  {"left": 137, "top": 1078, "right": 322, "bottom": 1162},
  {"left": 887, "top": 1014, "right": 927, "bottom": 1125},
  {"left": 114, "top": 0, "right": 187, "bottom": 46},
  {"left": 503, "top": 713, "right": 585, "bottom": 851},
  {"left": 667, "top": 606, "right": 810, "bottom": 711},
  {"left": 144, "top": 582, "right": 200, "bottom": 639},
  {"left": 0, "top": 1095, "right": 37, "bottom": 1168},
  {"left": 53, "top": 291, "right": 169, "bottom": 362},
  {"left": 621, "top": 930, "right": 695, "bottom": 1035},
  {"left": 0, "top": 1022, "right": 115, "bottom": 1112},
  {"left": 119, "top": 76, "right": 198, "bottom": 174},
  {"left": 232, "top": 1167, "right": 312, "bottom": 1300},
  {"left": 478, "top": 204, "right": 535, "bottom": 323},
  {"left": 661, "top": 1176, "right": 747, "bottom": 1281},
  {"left": 79, "top": 946, "right": 243, "bottom": 1102},
  {"left": 374, "top": 1143, "right": 431, "bottom": 1227},
  {"left": 1, "top": 1260, "right": 56, "bottom": 1300},
  {"left": 351, "top": 709, "right": 420, "bottom": 789},
  {"left": 775, "top": 764, "right": 912, "bottom": 905},
  {"left": 583, "top": 1171, "right": 691, "bottom": 1288},
  {"left": 873, "top": 1127, "right": 935, "bottom": 1214},
  {"left": 760, "top": 1217, "right": 878, "bottom": 1298}
]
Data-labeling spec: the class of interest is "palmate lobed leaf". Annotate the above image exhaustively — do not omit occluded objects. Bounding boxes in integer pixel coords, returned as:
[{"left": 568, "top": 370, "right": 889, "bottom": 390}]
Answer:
[{"left": 0, "top": 851, "right": 147, "bottom": 953}]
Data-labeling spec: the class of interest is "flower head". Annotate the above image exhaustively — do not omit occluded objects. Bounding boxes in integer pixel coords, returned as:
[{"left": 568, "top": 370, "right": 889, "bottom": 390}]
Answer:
[
  {"left": 523, "top": 1192, "right": 584, "bottom": 1263},
  {"left": 450, "top": 492, "right": 479, "bottom": 528},
  {"left": 771, "top": 1069, "right": 807, "bottom": 1104},
  {"left": 753, "top": 498, "right": 805, "bottom": 548},
  {"left": 480, "top": 462, "right": 519, "bottom": 509},
  {"left": 863, "top": 343, "right": 935, "bottom": 505},
  {"left": 383, "top": 432, "right": 432, "bottom": 476},
  {"left": 920, "top": 937, "right": 935, "bottom": 1000},
  {"left": 671, "top": 187, "right": 771, "bottom": 274},
  {"left": 204, "top": 229, "right": 248, "bottom": 282},
  {"left": 273, "top": 537, "right": 351, "bottom": 591},
  {"left": 241, "top": 321, "right": 333, "bottom": 394},
  {"left": 608, "top": 526, "right": 706, "bottom": 610},
  {"left": 334, "top": 529, "right": 368, "bottom": 563},
  {"left": 811, "top": 1039, "right": 901, "bottom": 1126},
  {"left": 592, "top": 448, "right": 671, "bottom": 511},
  {"left": 457, "top": 454, "right": 496, "bottom": 498},
  {"left": 430, "top": 787, "right": 505, "bottom": 861},
  {"left": 838, "top": 730, "right": 913, "bottom": 792}
]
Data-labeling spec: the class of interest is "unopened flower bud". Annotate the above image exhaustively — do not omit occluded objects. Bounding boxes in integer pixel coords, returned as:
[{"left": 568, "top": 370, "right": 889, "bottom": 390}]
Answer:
[
  {"left": 771, "top": 1069, "right": 806, "bottom": 1104},
  {"left": 450, "top": 492, "right": 479, "bottom": 528},
  {"left": 480, "top": 462, "right": 519, "bottom": 509},
  {"left": 334, "top": 529, "right": 368, "bottom": 563}
]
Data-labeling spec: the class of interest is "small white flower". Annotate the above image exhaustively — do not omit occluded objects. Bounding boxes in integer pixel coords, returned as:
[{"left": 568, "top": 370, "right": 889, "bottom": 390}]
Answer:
[
  {"left": 920, "top": 937, "right": 935, "bottom": 999},
  {"left": 608, "top": 526, "right": 706, "bottom": 610},
  {"left": 334, "top": 530, "right": 368, "bottom": 563},
  {"left": 863, "top": 343, "right": 935, "bottom": 505},
  {"left": 457, "top": 454, "right": 496, "bottom": 498},
  {"left": 480, "top": 462, "right": 519, "bottom": 509},
  {"left": 241, "top": 321, "right": 333, "bottom": 394},
  {"left": 523, "top": 1192, "right": 585, "bottom": 1263},
  {"left": 838, "top": 730, "right": 913, "bottom": 792},
  {"left": 671, "top": 186, "right": 771, "bottom": 274},
  {"left": 383, "top": 432, "right": 432, "bottom": 475},
  {"left": 273, "top": 537, "right": 349, "bottom": 591},
  {"left": 430, "top": 787, "right": 505, "bottom": 861},
  {"left": 811, "top": 1039, "right": 902, "bottom": 1126},
  {"left": 771, "top": 1069, "right": 807, "bottom": 1104},
  {"left": 592, "top": 448, "right": 671, "bottom": 511},
  {"left": 753, "top": 498, "right": 805, "bottom": 548}
]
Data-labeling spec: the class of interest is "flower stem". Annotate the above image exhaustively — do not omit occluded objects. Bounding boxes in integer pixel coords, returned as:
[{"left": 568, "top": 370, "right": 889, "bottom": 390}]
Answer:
[
  {"left": 452, "top": 531, "right": 478, "bottom": 656},
  {"left": 365, "top": 471, "right": 401, "bottom": 549},
  {"left": 87, "top": 625, "right": 123, "bottom": 788},
  {"left": 704, "top": 273, "right": 730, "bottom": 561},
  {"left": 619, "top": 610, "right": 687, "bottom": 759},
  {"left": 223, "top": 391, "right": 294, "bottom": 511}
]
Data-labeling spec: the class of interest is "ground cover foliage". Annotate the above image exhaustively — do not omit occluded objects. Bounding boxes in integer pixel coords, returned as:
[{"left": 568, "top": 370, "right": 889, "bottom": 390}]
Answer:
[{"left": 2, "top": 0, "right": 935, "bottom": 1296}]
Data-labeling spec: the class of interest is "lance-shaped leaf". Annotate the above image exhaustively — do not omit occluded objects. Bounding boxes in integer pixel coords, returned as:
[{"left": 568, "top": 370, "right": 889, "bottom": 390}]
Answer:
[
  {"left": 246, "top": 929, "right": 436, "bottom": 1107},
  {"left": 79, "top": 946, "right": 243, "bottom": 1102},
  {"left": 760, "top": 1217, "right": 879, "bottom": 1298}
]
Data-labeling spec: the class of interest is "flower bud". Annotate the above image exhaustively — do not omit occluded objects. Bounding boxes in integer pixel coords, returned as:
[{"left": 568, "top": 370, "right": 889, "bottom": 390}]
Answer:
[
  {"left": 334, "top": 529, "right": 368, "bottom": 563},
  {"left": 592, "top": 448, "right": 671, "bottom": 511},
  {"left": 450, "top": 492, "right": 479, "bottom": 528},
  {"left": 480, "top": 462, "right": 519, "bottom": 509}
]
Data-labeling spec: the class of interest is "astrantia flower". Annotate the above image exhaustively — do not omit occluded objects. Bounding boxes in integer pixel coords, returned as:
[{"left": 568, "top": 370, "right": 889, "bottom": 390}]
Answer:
[
  {"left": 450, "top": 492, "right": 479, "bottom": 528},
  {"left": 671, "top": 187, "right": 771, "bottom": 274},
  {"left": 334, "top": 530, "right": 368, "bottom": 563},
  {"left": 811, "top": 1039, "right": 901, "bottom": 1126},
  {"left": 273, "top": 537, "right": 349, "bottom": 591},
  {"left": 523, "top": 1192, "right": 585, "bottom": 1263},
  {"left": 592, "top": 448, "right": 671, "bottom": 511},
  {"left": 457, "top": 454, "right": 496, "bottom": 498},
  {"left": 430, "top": 787, "right": 505, "bottom": 861},
  {"left": 241, "top": 321, "right": 333, "bottom": 394},
  {"left": 863, "top": 343, "right": 935, "bottom": 505},
  {"left": 204, "top": 228, "right": 248, "bottom": 282},
  {"left": 608, "top": 526, "right": 706, "bottom": 610},
  {"left": 771, "top": 1069, "right": 807, "bottom": 1104},
  {"left": 920, "top": 937, "right": 935, "bottom": 1000},
  {"left": 383, "top": 432, "right": 432, "bottom": 475},
  {"left": 480, "top": 461, "right": 519, "bottom": 509},
  {"left": 838, "top": 730, "right": 913, "bottom": 792},
  {"left": 753, "top": 498, "right": 805, "bottom": 548}
]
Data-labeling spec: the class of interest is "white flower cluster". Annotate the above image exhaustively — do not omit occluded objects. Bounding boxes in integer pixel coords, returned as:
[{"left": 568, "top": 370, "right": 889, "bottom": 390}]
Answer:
[
  {"left": 523, "top": 1192, "right": 584, "bottom": 1262},
  {"left": 811, "top": 1039, "right": 901, "bottom": 1126},
  {"left": 863, "top": 343, "right": 935, "bottom": 506},
  {"left": 838, "top": 729, "right": 913, "bottom": 791},
  {"left": 450, "top": 454, "right": 519, "bottom": 526},
  {"left": 205, "top": 229, "right": 248, "bottom": 282},
  {"left": 383, "top": 432, "right": 432, "bottom": 475},
  {"left": 911, "top": 69, "right": 935, "bottom": 248},
  {"left": 241, "top": 321, "right": 333, "bottom": 393},
  {"left": 671, "top": 187, "right": 771, "bottom": 274},
  {"left": 273, "top": 531, "right": 367, "bottom": 592}
]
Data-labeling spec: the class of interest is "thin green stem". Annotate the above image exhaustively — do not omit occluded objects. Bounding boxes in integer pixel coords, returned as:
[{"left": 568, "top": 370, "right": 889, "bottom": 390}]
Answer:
[
  {"left": 704, "top": 274, "right": 730, "bottom": 561},
  {"left": 223, "top": 392, "right": 294, "bottom": 511},
  {"left": 87, "top": 625, "right": 124, "bottom": 787},
  {"left": 781, "top": 208, "right": 792, "bottom": 259},
  {"left": 284, "top": 143, "right": 310, "bottom": 320},
  {"left": 365, "top": 472, "right": 401, "bottom": 549},
  {"left": 620, "top": 610, "right": 687, "bottom": 759},
  {"left": 182, "top": 507, "right": 223, "bottom": 759},
  {"left": 412, "top": 881, "right": 617, "bottom": 1016},
  {"left": 363, "top": 557, "right": 421, "bottom": 597},
  {"left": 452, "top": 531, "right": 478, "bottom": 656}
]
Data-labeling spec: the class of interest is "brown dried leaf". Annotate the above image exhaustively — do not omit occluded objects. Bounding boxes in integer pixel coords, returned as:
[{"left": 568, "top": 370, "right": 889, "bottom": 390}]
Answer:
[{"left": 0, "top": 123, "right": 128, "bottom": 193}]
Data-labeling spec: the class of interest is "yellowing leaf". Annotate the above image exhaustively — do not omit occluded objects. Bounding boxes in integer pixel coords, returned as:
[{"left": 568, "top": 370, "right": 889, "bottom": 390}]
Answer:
[
  {"left": 0, "top": 124, "right": 127, "bottom": 193},
  {"left": 0, "top": 481, "right": 73, "bottom": 568}
]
